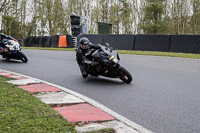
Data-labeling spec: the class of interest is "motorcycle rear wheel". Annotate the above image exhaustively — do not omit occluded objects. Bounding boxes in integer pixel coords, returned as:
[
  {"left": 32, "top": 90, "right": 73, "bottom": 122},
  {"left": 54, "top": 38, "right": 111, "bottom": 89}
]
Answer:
[
  {"left": 19, "top": 52, "right": 28, "bottom": 63},
  {"left": 119, "top": 67, "right": 132, "bottom": 83}
]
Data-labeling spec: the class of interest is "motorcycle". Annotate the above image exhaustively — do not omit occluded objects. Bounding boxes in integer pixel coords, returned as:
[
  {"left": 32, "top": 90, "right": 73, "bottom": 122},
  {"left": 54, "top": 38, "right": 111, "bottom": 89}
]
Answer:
[
  {"left": 0, "top": 39, "right": 28, "bottom": 63},
  {"left": 85, "top": 43, "right": 132, "bottom": 83}
]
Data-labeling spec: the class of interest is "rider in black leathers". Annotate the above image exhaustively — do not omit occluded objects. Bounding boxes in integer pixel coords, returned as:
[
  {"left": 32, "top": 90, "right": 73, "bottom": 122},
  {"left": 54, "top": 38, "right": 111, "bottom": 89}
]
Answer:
[
  {"left": 0, "top": 33, "right": 14, "bottom": 54},
  {"left": 76, "top": 37, "right": 101, "bottom": 78}
]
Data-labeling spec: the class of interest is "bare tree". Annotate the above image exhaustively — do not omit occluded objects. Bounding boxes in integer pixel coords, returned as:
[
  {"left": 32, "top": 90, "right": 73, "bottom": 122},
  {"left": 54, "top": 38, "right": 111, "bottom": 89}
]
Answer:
[
  {"left": 0, "top": 0, "right": 8, "bottom": 13},
  {"left": 191, "top": 0, "right": 200, "bottom": 34}
]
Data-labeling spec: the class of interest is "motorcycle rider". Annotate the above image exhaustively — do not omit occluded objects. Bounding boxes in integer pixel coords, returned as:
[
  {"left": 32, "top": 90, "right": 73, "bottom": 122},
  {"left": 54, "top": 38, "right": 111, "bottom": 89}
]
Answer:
[
  {"left": 76, "top": 37, "right": 101, "bottom": 78},
  {"left": 0, "top": 33, "right": 14, "bottom": 54}
]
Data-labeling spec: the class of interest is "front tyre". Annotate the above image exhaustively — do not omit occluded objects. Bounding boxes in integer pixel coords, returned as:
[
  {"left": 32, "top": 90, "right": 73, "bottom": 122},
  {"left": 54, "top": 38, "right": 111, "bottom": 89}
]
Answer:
[
  {"left": 18, "top": 52, "right": 28, "bottom": 63},
  {"left": 119, "top": 67, "right": 132, "bottom": 83}
]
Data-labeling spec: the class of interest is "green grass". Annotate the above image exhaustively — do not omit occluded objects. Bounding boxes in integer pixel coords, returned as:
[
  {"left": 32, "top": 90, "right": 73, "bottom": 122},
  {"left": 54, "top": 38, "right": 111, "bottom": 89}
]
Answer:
[
  {"left": 0, "top": 76, "right": 77, "bottom": 133},
  {"left": 83, "top": 128, "right": 115, "bottom": 133},
  {"left": 22, "top": 47, "right": 200, "bottom": 59},
  {"left": 116, "top": 50, "right": 200, "bottom": 59}
]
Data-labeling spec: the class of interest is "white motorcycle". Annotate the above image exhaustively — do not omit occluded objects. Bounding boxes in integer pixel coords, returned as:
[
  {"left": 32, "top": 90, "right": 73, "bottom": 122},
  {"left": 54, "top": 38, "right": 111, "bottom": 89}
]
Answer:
[{"left": 1, "top": 39, "right": 28, "bottom": 63}]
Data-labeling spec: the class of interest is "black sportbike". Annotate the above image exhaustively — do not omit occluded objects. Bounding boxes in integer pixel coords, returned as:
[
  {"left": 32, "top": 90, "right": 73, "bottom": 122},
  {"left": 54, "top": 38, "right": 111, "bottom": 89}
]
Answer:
[{"left": 85, "top": 43, "right": 132, "bottom": 83}]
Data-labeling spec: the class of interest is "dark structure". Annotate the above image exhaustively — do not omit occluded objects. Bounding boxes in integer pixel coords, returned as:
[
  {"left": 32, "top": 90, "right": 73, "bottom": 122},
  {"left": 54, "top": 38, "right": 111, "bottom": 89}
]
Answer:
[
  {"left": 70, "top": 14, "right": 81, "bottom": 36},
  {"left": 97, "top": 22, "right": 112, "bottom": 34}
]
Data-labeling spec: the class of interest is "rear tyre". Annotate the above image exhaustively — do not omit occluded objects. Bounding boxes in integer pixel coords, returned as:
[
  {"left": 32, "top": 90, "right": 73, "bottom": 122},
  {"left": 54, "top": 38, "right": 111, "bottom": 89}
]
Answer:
[
  {"left": 119, "top": 67, "right": 132, "bottom": 83},
  {"left": 19, "top": 52, "right": 28, "bottom": 63}
]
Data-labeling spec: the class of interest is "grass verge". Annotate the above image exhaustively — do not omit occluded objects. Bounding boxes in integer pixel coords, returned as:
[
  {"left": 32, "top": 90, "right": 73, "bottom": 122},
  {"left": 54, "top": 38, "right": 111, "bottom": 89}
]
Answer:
[
  {"left": 22, "top": 47, "right": 200, "bottom": 59},
  {"left": 116, "top": 50, "right": 200, "bottom": 59},
  {"left": 0, "top": 76, "right": 77, "bottom": 133},
  {"left": 83, "top": 128, "right": 115, "bottom": 133}
]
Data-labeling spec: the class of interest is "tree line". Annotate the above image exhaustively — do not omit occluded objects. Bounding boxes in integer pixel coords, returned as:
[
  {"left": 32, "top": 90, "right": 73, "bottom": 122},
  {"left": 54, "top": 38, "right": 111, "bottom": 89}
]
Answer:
[{"left": 0, "top": 0, "right": 200, "bottom": 39}]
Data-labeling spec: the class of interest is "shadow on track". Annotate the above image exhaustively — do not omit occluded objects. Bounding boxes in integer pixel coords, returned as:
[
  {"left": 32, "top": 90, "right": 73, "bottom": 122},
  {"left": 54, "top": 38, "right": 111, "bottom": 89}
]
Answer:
[
  {"left": 82, "top": 76, "right": 132, "bottom": 86},
  {"left": 0, "top": 59, "right": 24, "bottom": 64}
]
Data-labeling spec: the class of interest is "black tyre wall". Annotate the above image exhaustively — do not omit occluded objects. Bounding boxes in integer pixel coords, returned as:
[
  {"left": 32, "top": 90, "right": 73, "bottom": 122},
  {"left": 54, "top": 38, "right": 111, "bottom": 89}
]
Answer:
[
  {"left": 67, "top": 35, "right": 74, "bottom": 48},
  {"left": 45, "top": 36, "right": 52, "bottom": 47},
  {"left": 170, "top": 35, "right": 200, "bottom": 54},
  {"left": 22, "top": 34, "right": 200, "bottom": 54},
  {"left": 103, "top": 34, "right": 134, "bottom": 50},
  {"left": 51, "top": 35, "right": 59, "bottom": 47},
  {"left": 135, "top": 35, "right": 170, "bottom": 52},
  {"left": 23, "top": 35, "right": 59, "bottom": 47},
  {"left": 23, "top": 36, "right": 31, "bottom": 47},
  {"left": 78, "top": 34, "right": 134, "bottom": 50},
  {"left": 40, "top": 36, "right": 48, "bottom": 47}
]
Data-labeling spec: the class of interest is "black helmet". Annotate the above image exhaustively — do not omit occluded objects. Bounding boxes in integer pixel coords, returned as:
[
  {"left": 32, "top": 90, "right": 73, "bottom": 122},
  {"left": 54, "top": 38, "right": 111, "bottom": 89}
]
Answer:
[{"left": 79, "top": 37, "right": 90, "bottom": 50}]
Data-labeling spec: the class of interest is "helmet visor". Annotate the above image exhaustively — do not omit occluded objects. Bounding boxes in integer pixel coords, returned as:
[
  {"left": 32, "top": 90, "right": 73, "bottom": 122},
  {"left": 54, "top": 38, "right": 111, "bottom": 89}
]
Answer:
[{"left": 80, "top": 43, "right": 89, "bottom": 49}]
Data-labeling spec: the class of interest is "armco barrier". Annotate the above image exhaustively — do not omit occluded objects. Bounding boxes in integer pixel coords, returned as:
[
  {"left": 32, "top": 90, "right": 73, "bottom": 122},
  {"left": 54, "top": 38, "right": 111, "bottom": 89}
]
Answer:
[
  {"left": 135, "top": 35, "right": 170, "bottom": 52},
  {"left": 170, "top": 35, "right": 200, "bottom": 54}
]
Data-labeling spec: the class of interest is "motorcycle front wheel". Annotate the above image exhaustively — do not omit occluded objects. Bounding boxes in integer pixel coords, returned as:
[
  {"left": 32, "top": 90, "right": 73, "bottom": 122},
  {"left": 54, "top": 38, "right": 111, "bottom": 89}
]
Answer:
[
  {"left": 18, "top": 52, "right": 28, "bottom": 63},
  {"left": 119, "top": 67, "right": 132, "bottom": 83}
]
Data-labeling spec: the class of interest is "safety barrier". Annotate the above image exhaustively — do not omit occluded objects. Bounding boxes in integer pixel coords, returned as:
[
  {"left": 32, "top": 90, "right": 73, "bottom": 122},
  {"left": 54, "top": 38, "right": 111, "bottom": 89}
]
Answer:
[
  {"left": 135, "top": 35, "right": 170, "bottom": 52},
  {"left": 22, "top": 34, "right": 200, "bottom": 54},
  {"left": 170, "top": 35, "right": 200, "bottom": 53}
]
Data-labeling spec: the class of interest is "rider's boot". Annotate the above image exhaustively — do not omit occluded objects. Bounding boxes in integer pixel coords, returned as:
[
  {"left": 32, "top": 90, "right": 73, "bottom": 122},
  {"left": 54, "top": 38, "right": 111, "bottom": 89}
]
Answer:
[{"left": 82, "top": 70, "right": 88, "bottom": 78}]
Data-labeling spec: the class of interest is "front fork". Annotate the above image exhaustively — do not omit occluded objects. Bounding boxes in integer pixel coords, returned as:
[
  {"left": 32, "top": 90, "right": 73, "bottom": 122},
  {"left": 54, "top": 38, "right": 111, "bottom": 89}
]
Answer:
[{"left": 108, "top": 64, "right": 121, "bottom": 77}]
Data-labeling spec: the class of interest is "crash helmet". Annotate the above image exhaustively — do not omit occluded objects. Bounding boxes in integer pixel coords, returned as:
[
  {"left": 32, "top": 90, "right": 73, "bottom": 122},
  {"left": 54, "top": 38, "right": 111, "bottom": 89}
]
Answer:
[{"left": 79, "top": 37, "right": 90, "bottom": 50}]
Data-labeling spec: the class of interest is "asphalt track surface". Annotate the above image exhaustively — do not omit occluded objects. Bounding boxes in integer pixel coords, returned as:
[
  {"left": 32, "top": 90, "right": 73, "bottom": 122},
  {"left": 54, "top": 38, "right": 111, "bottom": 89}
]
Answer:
[{"left": 1, "top": 49, "right": 200, "bottom": 133}]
